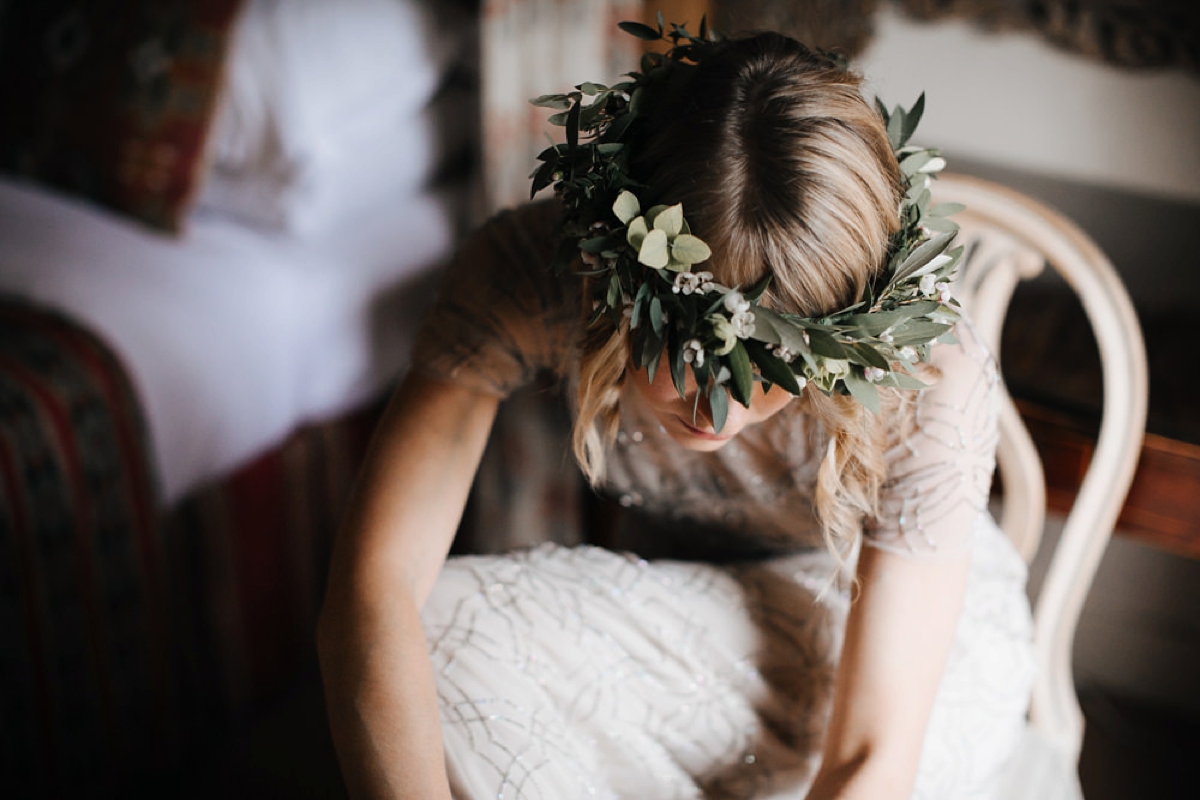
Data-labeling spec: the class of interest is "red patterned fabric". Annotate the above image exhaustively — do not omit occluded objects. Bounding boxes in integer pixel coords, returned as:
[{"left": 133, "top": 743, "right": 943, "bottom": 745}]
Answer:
[
  {"left": 163, "top": 405, "right": 380, "bottom": 724},
  {"left": 0, "top": 295, "right": 384, "bottom": 794},
  {"left": 0, "top": 0, "right": 243, "bottom": 232},
  {"left": 0, "top": 297, "right": 170, "bottom": 796}
]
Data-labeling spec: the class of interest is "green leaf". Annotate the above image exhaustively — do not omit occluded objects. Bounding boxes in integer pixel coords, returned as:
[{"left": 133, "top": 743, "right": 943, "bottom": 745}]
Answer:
[
  {"left": 630, "top": 280, "right": 651, "bottom": 330},
  {"left": 886, "top": 107, "right": 905, "bottom": 151},
  {"left": 653, "top": 203, "right": 684, "bottom": 237},
  {"left": 645, "top": 341, "right": 662, "bottom": 384},
  {"left": 744, "top": 340, "right": 801, "bottom": 394},
  {"left": 899, "top": 150, "right": 934, "bottom": 176},
  {"left": 728, "top": 341, "right": 754, "bottom": 406},
  {"left": 670, "top": 233, "right": 711, "bottom": 265},
  {"left": 613, "top": 190, "right": 640, "bottom": 224},
  {"left": 529, "top": 160, "right": 556, "bottom": 198},
  {"left": 564, "top": 100, "right": 581, "bottom": 156},
  {"left": 900, "top": 93, "right": 925, "bottom": 146},
  {"left": 843, "top": 373, "right": 881, "bottom": 414},
  {"left": 649, "top": 294, "right": 664, "bottom": 336},
  {"left": 638, "top": 228, "right": 670, "bottom": 268},
  {"left": 757, "top": 309, "right": 814, "bottom": 361},
  {"left": 874, "top": 96, "right": 889, "bottom": 123},
  {"left": 885, "top": 372, "right": 928, "bottom": 390},
  {"left": 850, "top": 343, "right": 890, "bottom": 370},
  {"left": 626, "top": 216, "right": 648, "bottom": 249},
  {"left": 748, "top": 308, "right": 782, "bottom": 345},
  {"left": 577, "top": 81, "right": 606, "bottom": 95},
  {"left": 921, "top": 216, "right": 958, "bottom": 234},
  {"left": 709, "top": 384, "right": 729, "bottom": 432},
  {"left": 806, "top": 329, "right": 848, "bottom": 359},
  {"left": 929, "top": 202, "right": 965, "bottom": 217},
  {"left": 530, "top": 94, "right": 572, "bottom": 110},
  {"left": 845, "top": 309, "right": 909, "bottom": 337},
  {"left": 891, "top": 230, "right": 955, "bottom": 284},
  {"left": 618, "top": 20, "right": 662, "bottom": 40},
  {"left": 890, "top": 321, "right": 953, "bottom": 346},
  {"left": 579, "top": 235, "right": 610, "bottom": 253},
  {"left": 744, "top": 273, "right": 772, "bottom": 303},
  {"left": 670, "top": 341, "right": 687, "bottom": 399}
]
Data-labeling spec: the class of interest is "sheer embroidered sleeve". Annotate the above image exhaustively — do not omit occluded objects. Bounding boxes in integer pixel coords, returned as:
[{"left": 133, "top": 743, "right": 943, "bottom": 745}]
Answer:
[
  {"left": 412, "top": 202, "right": 579, "bottom": 397},
  {"left": 864, "top": 317, "right": 1001, "bottom": 557}
]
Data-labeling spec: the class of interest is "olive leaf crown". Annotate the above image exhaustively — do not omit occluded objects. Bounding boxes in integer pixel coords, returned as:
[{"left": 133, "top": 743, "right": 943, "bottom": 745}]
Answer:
[{"left": 529, "top": 18, "right": 965, "bottom": 431}]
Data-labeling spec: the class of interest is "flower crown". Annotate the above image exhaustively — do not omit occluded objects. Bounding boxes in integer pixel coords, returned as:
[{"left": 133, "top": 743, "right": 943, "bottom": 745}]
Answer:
[{"left": 529, "top": 18, "right": 964, "bottom": 430}]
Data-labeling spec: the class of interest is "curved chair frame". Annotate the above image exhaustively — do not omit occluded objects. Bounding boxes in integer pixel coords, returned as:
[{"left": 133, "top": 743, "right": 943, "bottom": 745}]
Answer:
[{"left": 933, "top": 174, "right": 1149, "bottom": 760}]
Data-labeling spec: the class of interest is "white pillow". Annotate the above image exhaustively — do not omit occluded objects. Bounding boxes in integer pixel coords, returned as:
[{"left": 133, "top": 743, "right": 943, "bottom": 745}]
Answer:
[{"left": 198, "top": 0, "right": 473, "bottom": 235}]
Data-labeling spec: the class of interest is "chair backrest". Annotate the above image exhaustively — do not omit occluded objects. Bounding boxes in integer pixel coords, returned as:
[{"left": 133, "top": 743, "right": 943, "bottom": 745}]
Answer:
[{"left": 932, "top": 174, "right": 1149, "bottom": 760}]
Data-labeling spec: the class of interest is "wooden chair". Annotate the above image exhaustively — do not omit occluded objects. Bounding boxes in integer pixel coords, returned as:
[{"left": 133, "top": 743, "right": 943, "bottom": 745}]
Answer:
[{"left": 934, "top": 174, "right": 1149, "bottom": 797}]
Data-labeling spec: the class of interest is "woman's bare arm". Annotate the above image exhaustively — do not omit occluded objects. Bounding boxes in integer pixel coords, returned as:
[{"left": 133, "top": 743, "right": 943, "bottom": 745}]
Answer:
[
  {"left": 806, "top": 546, "right": 971, "bottom": 799},
  {"left": 317, "top": 371, "right": 500, "bottom": 799}
]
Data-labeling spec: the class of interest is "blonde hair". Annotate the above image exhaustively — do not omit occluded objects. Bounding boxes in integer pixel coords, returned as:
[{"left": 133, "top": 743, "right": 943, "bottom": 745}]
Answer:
[{"left": 574, "top": 33, "right": 905, "bottom": 558}]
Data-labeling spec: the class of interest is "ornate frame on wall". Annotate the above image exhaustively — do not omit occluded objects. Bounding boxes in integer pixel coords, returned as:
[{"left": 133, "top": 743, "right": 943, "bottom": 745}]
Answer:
[{"left": 712, "top": 0, "right": 1198, "bottom": 71}]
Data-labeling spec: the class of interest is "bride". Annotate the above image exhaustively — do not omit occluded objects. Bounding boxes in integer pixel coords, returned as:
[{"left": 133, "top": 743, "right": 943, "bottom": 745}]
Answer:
[{"left": 317, "top": 22, "right": 1034, "bottom": 800}]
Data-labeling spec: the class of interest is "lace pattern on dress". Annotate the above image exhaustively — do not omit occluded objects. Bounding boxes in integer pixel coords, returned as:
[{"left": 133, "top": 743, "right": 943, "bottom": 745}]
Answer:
[{"left": 865, "top": 318, "right": 1001, "bottom": 557}]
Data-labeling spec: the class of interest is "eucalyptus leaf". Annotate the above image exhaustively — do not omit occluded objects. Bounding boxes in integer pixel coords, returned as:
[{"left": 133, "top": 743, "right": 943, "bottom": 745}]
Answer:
[
  {"left": 744, "top": 341, "right": 801, "bottom": 394},
  {"left": 649, "top": 204, "right": 680, "bottom": 237},
  {"left": 626, "top": 216, "right": 648, "bottom": 249},
  {"left": 885, "top": 372, "right": 928, "bottom": 390},
  {"left": 530, "top": 94, "right": 572, "bottom": 110},
  {"left": 748, "top": 308, "right": 783, "bottom": 345},
  {"left": 671, "top": 341, "right": 687, "bottom": 399},
  {"left": 845, "top": 309, "right": 909, "bottom": 336},
  {"left": 843, "top": 373, "right": 881, "bottom": 414},
  {"left": 886, "top": 108, "right": 905, "bottom": 151},
  {"left": 613, "top": 190, "right": 640, "bottom": 224},
  {"left": 671, "top": 233, "right": 711, "bottom": 265},
  {"left": 900, "top": 93, "right": 925, "bottom": 146},
  {"left": 630, "top": 281, "right": 651, "bottom": 329},
  {"left": 638, "top": 228, "right": 670, "bottom": 268},
  {"left": 892, "top": 230, "right": 955, "bottom": 284},
  {"left": 618, "top": 20, "right": 662, "bottom": 40},
  {"left": 806, "top": 329, "right": 848, "bottom": 359},
  {"left": 728, "top": 341, "right": 754, "bottom": 406},
  {"left": 900, "top": 150, "right": 934, "bottom": 176},
  {"left": 929, "top": 202, "right": 965, "bottom": 217},
  {"left": 645, "top": 341, "right": 662, "bottom": 383},
  {"left": 890, "top": 321, "right": 952, "bottom": 345},
  {"left": 754, "top": 307, "right": 811, "bottom": 356},
  {"left": 744, "top": 273, "right": 773, "bottom": 302},
  {"left": 709, "top": 384, "right": 728, "bottom": 432},
  {"left": 578, "top": 235, "right": 609, "bottom": 254},
  {"left": 851, "top": 343, "right": 890, "bottom": 370},
  {"left": 921, "top": 217, "right": 958, "bottom": 234}
]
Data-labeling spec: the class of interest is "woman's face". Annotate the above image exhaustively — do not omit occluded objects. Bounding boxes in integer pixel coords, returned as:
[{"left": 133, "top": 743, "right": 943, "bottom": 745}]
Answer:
[{"left": 626, "top": 356, "right": 796, "bottom": 452}]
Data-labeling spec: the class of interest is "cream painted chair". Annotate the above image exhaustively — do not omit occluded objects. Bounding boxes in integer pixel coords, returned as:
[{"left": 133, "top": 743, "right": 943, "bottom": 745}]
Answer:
[{"left": 933, "top": 174, "right": 1149, "bottom": 798}]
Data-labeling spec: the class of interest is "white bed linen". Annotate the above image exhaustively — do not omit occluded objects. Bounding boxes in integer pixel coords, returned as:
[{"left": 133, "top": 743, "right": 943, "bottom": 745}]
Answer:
[{"left": 0, "top": 177, "right": 452, "bottom": 504}]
